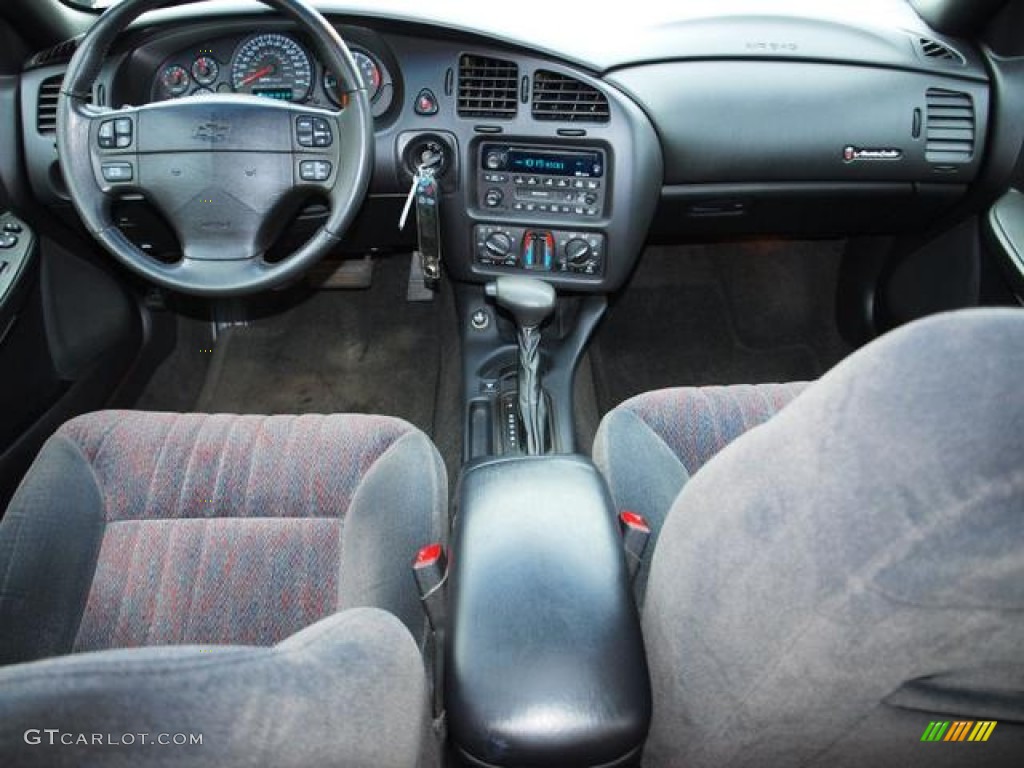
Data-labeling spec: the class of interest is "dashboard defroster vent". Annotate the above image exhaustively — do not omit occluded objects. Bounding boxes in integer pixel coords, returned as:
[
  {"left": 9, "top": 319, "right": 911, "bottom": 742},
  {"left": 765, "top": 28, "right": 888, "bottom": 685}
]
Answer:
[
  {"left": 531, "top": 70, "right": 609, "bottom": 123},
  {"left": 925, "top": 89, "right": 975, "bottom": 164},
  {"left": 918, "top": 37, "right": 964, "bottom": 65},
  {"left": 458, "top": 54, "right": 518, "bottom": 118},
  {"left": 36, "top": 75, "right": 63, "bottom": 135}
]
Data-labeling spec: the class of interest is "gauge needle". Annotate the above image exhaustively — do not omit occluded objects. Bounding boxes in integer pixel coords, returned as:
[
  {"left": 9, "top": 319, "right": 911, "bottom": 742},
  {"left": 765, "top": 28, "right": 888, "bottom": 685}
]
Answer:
[{"left": 240, "top": 65, "right": 275, "bottom": 86}]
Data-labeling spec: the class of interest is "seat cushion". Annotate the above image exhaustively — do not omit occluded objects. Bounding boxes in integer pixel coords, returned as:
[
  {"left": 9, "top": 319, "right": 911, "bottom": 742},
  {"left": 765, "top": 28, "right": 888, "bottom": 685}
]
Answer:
[
  {"left": 0, "top": 412, "right": 447, "bottom": 664},
  {"left": 593, "top": 383, "right": 806, "bottom": 600},
  {"left": 0, "top": 607, "right": 428, "bottom": 768}
]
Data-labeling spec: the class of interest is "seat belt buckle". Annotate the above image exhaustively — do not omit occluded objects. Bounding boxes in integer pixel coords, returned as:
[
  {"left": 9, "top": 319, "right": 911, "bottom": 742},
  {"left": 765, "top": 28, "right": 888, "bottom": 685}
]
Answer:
[
  {"left": 618, "top": 511, "right": 651, "bottom": 583},
  {"left": 413, "top": 543, "right": 448, "bottom": 631}
]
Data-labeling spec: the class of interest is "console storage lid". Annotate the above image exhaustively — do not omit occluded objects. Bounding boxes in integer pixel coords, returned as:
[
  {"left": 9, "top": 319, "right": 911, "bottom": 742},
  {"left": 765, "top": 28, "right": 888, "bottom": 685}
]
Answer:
[{"left": 447, "top": 455, "right": 651, "bottom": 767}]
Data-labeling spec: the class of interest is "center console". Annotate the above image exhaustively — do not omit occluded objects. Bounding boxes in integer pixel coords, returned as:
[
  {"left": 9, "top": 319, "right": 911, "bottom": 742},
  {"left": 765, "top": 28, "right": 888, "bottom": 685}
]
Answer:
[{"left": 447, "top": 456, "right": 651, "bottom": 768}]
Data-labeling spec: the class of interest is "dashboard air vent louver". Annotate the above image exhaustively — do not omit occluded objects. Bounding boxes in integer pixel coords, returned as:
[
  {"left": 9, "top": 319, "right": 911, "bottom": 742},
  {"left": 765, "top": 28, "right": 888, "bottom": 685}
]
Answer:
[
  {"left": 36, "top": 75, "right": 63, "bottom": 134},
  {"left": 531, "top": 70, "right": 610, "bottom": 123},
  {"left": 28, "top": 37, "right": 80, "bottom": 68},
  {"left": 925, "top": 89, "right": 975, "bottom": 164},
  {"left": 918, "top": 37, "right": 964, "bottom": 65},
  {"left": 458, "top": 54, "right": 518, "bottom": 118}
]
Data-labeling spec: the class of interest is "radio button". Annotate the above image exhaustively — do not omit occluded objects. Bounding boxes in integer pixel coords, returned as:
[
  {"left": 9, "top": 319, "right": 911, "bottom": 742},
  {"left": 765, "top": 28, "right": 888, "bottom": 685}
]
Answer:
[
  {"left": 573, "top": 179, "right": 585, "bottom": 189},
  {"left": 514, "top": 175, "right": 526, "bottom": 185}
]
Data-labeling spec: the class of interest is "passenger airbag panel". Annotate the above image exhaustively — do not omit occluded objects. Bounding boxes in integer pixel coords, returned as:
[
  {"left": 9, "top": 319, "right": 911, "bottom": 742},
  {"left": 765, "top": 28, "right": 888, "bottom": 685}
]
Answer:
[{"left": 609, "top": 60, "right": 988, "bottom": 185}]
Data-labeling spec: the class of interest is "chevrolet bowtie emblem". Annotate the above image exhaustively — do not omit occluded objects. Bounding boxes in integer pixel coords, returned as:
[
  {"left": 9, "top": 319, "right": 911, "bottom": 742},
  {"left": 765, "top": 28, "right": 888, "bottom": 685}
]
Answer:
[{"left": 193, "top": 122, "right": 230, "bottom": 142}]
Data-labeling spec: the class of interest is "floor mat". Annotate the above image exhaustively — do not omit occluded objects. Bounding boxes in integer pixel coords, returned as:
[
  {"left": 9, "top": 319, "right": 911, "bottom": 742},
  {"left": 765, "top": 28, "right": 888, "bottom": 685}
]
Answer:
[
  {"left": 195, "top": 255, "right": 441, "bottom": 436},
  {"left": 591, "top": 241, "right": 852, "bottom": 413}
]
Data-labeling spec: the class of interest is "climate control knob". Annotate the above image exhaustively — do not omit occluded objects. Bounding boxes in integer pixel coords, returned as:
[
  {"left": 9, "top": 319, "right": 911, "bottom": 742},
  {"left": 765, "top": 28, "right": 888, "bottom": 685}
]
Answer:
[
  {"left": 484, "top": 231, "right": 514, "bottom": 259},
  {"left": 565, "top": 238, "right": 593, "bottom": 266},
  {"left": 484, "top": 188, "right": 504, "bottom": 208}
]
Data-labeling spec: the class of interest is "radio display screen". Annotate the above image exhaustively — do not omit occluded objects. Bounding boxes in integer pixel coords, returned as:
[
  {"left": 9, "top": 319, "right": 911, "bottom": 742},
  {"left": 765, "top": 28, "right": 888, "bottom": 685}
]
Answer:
[{"left": 506, "top": 148, "right": 604, "bottom": 178}]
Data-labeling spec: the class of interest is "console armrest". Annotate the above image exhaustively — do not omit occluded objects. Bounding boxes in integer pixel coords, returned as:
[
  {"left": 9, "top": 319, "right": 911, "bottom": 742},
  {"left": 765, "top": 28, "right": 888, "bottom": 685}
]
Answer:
[{"left": 447, "top": 455, "right": 651, "bottom": 768}]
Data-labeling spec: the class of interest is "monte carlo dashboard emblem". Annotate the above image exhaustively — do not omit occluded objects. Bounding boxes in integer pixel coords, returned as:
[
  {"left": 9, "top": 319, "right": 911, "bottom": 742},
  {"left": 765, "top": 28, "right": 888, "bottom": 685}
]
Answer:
[
  {"left": 193, "top": 121, "right": 231, "bottom": 143},
  {"left": 843, "top": 145, "right": 903, "bottom": 162}
]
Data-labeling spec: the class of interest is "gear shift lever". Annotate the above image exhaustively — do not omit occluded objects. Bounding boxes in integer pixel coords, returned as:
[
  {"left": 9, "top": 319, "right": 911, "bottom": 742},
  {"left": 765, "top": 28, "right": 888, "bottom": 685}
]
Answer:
[{"left": 485, "top": 276, "right": 557, "bottom": 455}]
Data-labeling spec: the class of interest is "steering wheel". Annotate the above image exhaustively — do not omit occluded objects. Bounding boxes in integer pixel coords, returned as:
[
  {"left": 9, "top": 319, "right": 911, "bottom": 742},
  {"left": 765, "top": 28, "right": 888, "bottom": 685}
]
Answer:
[{"left": 57, "top": 0, "right": 373, "bottom": 296}]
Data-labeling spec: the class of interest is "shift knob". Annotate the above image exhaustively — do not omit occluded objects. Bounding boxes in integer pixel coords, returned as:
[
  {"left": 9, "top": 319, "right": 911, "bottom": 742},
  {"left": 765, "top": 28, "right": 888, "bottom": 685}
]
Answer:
[{"left": 485, "top": 276, "right": 556, "bottom": 329}]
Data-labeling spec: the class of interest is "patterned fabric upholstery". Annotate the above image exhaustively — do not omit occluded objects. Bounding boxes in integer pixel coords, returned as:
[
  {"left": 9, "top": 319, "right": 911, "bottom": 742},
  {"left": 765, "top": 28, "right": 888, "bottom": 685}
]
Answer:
[
  {"left": 59, "top": 411, "right": 410, "bottom": 521},
  {"left": 593, "top": 383, "right": 807, "bottom": 602},
  {"left": 611, "top": 383, "right": 808, "bottom": 477},
  {"left": 0, "top": 411, "right": 447, "bottom": 662}
]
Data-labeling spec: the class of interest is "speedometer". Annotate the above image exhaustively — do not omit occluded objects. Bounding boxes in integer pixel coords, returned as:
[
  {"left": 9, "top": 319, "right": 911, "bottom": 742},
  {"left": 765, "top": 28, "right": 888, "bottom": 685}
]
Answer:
[{"left": 231, "top": 33, "right": 313, "bottom": 102}]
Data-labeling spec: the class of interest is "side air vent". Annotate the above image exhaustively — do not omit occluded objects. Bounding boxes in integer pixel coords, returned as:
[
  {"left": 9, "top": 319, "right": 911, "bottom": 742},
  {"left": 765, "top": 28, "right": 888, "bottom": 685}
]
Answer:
[
  {"left": 925, "top": 89, "right": 975, "bottom": 163},
  {"left": 27, "top": 37, "right": 80, "bottom": 69},
  {"left": 457, "top": 54, "right": 518, "bottom": 118},
  {"left": 531, "top": 70, "right": 610, "bottom": 123},
  {"left": 36, "top": 75, "right": 63, "bottom": 134},
  {"left": 917, "top": 37, "right": 965, "bottom": 65}
]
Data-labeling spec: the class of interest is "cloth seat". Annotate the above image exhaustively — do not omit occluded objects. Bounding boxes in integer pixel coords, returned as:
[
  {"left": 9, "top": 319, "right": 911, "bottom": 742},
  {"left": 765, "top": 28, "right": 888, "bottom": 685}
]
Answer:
[
  {"left": 610, "top": 309, "right": 1024, "bottom": 767},
  {"left": 594, "top": 381, "right": 806, "bottom": 599},
  {"left": 0, "top": 411, "right": 448, "bottom": 767}
]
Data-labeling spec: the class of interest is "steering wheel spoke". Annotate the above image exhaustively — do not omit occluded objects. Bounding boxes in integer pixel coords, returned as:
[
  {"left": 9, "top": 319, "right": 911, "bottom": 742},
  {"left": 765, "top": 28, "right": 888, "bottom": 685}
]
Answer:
[{"left": 56, "top": 0, "right": 373, "bottom": 296}]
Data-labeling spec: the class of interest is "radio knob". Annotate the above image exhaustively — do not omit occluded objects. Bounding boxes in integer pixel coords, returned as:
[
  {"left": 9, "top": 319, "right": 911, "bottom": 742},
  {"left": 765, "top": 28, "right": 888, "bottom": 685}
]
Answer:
[
  {"left": 565, "top": 238, "right": 593, "bottom": 266},
  {"left": 484, "top": 188, "right": 504, "bottom": 208},
  {"left": 583, "top": 193, "right": 598, "bottom": 206},
  {"left": 484, "top": 151, "right": 505, "bottom": 170},
  {"left": 484, "top": 231, "right": 513, "bottom": 258}
]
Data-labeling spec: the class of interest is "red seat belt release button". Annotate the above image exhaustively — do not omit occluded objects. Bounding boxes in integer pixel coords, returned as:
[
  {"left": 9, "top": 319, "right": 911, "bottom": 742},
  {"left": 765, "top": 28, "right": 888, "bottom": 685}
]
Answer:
[
  {"left": 618, "top": 511, "right": 650, "bottom": 583},
  {"left": 413, "top": 543, "right": 448, "bottom": 631}
]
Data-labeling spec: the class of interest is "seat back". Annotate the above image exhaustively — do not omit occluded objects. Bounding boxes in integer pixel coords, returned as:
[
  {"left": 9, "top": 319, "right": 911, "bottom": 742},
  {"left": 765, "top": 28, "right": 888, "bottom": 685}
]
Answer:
[{"left": 642, "top": 309, "right": 1024, "bottom": 767}]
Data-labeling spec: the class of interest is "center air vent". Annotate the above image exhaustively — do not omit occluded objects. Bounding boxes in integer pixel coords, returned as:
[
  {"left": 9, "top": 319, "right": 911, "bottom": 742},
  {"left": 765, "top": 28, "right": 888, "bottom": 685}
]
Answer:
[
  {"left": 925, "top": 88, "right": 975, "bottom": 164},
  {"left": 458, "top": 54, "right": 518, "bottom": 119},
  {"left": 37, "top": 75, "right": 63, "bottom": 134},
  {"left": 918, "top": 37, "right": 964, "bottom": 65},
  {"left": 531, "top": 70, "right": 609, "bottom": 123}
]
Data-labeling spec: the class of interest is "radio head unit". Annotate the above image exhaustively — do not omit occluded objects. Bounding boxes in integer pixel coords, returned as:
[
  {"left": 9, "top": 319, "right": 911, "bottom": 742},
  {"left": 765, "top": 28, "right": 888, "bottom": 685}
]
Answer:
[{"left": 478, "top": 144, "right": 608, "bottom": 219}]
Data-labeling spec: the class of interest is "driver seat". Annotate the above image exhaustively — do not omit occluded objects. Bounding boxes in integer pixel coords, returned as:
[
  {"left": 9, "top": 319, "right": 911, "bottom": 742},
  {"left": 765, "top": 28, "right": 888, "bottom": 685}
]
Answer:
[{"left": 0, "top": 411, "right": 446, "bottom": 767}]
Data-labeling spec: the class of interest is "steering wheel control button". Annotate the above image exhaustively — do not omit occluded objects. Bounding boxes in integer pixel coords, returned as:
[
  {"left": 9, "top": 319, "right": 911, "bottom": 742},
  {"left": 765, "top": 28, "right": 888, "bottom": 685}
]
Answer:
[
  {"left": 97, "top": 120, "right": 116, "bottom": 149},
  {"left": 299, "top": 160, "right": 332, "bottom": 182},
  {"left": 101, "top": 163, "right": 134, "bottom": 183},
  {"left": 296, "top": 116, "right": 333, "bottom": 148},
  {"left": 0, "top": 233, "right": 17, "bottom": 249},
  {"left": 414, "top": 89, "right": 439, "bottom": 116},
  {"left": 2, "top": 222, "right": 22, "bottom": 234}
]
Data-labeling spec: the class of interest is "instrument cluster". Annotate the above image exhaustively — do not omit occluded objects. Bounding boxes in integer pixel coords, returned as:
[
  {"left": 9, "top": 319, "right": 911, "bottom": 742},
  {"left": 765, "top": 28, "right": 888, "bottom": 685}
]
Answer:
[{"left": 151, "top": 31, "right": 394, "bottom": 117}]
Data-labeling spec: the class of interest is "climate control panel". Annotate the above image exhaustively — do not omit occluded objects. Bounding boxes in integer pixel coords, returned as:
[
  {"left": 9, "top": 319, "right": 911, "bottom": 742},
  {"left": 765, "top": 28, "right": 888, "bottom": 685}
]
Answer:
[{"left": 474, "top": 224, "right": 604, "bottom": 277}]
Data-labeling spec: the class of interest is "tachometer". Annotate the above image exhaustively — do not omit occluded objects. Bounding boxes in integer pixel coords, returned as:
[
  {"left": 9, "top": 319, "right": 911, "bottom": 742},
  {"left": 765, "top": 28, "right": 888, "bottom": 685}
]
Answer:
[
  {"left": 231, "top": 33, "right": 313, "bottom": 102},
  {"left": 324, "top": 50, "right": 383, "bottom": 107}
]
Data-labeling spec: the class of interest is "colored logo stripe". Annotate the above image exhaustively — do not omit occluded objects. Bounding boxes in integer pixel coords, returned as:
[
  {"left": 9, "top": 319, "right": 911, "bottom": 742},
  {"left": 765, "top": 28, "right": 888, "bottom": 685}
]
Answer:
[
  {"left": 968, "top": 721, "right": 997, "bottom": 742},
  {"left": 944, "top": 721, "right": 972, "bottom": 741},
  {"left": 921, "top": 720, "right": 997, "bottom": 743}
]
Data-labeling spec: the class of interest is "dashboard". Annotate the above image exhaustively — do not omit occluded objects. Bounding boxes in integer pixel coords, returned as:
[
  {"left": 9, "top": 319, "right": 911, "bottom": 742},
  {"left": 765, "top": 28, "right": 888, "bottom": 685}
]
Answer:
[{"left": 8, "top": 0, "right": 1024, "bottom": 295}]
